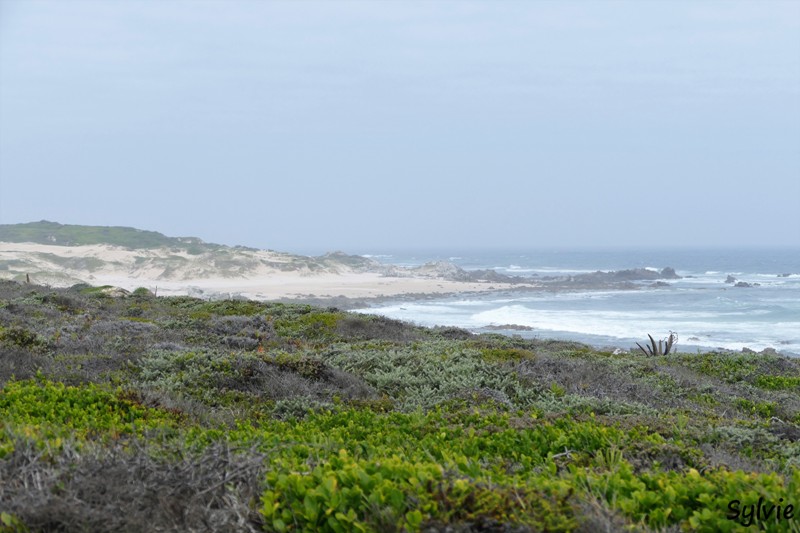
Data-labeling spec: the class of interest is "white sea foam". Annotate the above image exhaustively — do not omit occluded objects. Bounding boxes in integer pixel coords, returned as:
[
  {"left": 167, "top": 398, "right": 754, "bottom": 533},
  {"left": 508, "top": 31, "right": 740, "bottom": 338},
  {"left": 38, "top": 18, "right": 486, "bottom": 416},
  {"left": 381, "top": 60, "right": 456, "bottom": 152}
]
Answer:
[
  {"left": 503, "top": 265, "right": 539, "bottom": 273},
  {"left": 355, "top": 248, "right": 800, "bottom": 356}
]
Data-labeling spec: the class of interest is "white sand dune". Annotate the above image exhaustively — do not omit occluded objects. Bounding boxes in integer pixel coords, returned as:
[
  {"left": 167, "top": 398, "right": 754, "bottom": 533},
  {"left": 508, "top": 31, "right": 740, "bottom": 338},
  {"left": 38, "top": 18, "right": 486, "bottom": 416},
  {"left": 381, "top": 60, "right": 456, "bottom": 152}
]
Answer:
[{"left": 0, "top": 242, "right": 533, "bottom": 300}]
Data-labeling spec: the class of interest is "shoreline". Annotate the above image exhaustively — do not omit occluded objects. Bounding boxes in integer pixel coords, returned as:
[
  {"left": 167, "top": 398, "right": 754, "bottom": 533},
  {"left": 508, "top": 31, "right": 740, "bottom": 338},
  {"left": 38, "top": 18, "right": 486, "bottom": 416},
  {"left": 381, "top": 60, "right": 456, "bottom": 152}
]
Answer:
[{"left": 2, "top": 241, "right": 796, "bottom": 357}]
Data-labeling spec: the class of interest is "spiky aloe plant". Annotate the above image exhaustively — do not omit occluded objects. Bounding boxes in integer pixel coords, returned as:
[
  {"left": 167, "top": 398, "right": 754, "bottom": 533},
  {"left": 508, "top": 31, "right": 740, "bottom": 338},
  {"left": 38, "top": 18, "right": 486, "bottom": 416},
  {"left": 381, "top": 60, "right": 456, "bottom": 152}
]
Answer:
[{"left": 636, "top": 332, "right": 678, "bottom": 356}]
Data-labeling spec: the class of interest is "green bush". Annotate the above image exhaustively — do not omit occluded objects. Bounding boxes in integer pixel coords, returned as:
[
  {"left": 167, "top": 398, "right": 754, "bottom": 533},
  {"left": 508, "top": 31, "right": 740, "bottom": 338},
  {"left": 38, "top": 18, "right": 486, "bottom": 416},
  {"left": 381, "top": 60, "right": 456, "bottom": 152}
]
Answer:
[
  {"left": 0, "top": 326, "right": 49, "bottom": 351},
  {"left": 274, "top": 311, "right": 343, "bottom": 341},
  {"left": 0, "top": 377, "right": 175, "bottom": 453},
  {"left": 480, "top": 347, "right": 536, "bottom": 363},
  {"left": 754, "top": 375, "right": 800, "bottom": 391}
]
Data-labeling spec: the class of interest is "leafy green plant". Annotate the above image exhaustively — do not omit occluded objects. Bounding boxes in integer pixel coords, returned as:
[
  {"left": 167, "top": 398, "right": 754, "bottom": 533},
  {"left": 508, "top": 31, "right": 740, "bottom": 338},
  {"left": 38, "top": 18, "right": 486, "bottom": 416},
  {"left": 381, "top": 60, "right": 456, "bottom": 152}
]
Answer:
[
  {"left": 735, "top": 398, "right": 778, "bottom": 419},
  {"left": 480, "top": 347, "right": 536, "bottom": 363},
  {"left": 0, "top": 376, "right": 176, "bottom": 452},
  {"left": 274, "top": 311, "right": 342, "bottom": 341},
  {"left": 0, "top": 511, "right": 28, "bottom": 533},
  {"left": 754, "top": 375, "right": 800, "bottom": 391},
  {"left": 272, "top": 353, "right": 330, "bottom": 380}
]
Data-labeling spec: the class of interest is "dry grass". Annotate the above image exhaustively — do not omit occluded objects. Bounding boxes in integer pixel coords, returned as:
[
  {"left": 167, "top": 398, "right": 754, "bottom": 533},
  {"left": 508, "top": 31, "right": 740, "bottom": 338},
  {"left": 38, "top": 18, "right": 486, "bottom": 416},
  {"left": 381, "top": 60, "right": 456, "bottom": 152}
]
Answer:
[{"left": 0, "top": 438, "right": 266, "bottom": 533}]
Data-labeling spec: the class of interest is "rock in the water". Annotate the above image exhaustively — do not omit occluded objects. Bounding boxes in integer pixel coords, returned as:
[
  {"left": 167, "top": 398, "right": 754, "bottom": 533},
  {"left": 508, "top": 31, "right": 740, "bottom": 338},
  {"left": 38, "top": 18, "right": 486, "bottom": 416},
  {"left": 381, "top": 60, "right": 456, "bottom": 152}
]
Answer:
[
  {"left": 660, "top": 267, "right": 680, "bottom": 279},
  {"left": 725, "top": 275, "right": 737, "bottom": 284},
  {"left": 734, "top": 281, "right": 752, "bottom": 288}
]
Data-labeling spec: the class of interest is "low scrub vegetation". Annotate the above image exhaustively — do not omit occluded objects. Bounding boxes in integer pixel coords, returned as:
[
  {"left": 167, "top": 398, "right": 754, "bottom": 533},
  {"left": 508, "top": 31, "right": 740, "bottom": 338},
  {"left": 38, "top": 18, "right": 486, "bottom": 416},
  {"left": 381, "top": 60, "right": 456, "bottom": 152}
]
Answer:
[{"left": 1, "top": 280, "right": 799, "bottom": 532}]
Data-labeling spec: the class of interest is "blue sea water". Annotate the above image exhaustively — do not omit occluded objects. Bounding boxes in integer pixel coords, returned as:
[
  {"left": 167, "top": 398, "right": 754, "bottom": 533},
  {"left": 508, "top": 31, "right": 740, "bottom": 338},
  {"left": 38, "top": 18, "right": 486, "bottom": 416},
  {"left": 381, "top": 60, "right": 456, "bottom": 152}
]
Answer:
[{"left": 354, "top": 248, "right": 800, "bottom": 356}]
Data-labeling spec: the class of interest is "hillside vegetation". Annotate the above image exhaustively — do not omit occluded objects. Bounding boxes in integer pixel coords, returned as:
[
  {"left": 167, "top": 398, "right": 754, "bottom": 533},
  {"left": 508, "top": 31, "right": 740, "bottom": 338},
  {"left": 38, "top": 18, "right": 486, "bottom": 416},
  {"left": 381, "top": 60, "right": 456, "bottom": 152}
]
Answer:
[
  {"left": 1, "top": 280, "right": 799, "bottom": 532},
  {"left": 0, "top": 221, "right": 214, "bottom": 251}
]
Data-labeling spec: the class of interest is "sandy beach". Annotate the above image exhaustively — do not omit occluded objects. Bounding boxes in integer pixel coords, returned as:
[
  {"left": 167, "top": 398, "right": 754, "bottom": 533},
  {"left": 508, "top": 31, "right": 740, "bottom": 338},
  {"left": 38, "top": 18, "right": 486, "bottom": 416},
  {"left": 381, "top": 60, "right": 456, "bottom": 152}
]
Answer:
[{"left": 102, "top": 273, "right": 518, "bottom": 300}]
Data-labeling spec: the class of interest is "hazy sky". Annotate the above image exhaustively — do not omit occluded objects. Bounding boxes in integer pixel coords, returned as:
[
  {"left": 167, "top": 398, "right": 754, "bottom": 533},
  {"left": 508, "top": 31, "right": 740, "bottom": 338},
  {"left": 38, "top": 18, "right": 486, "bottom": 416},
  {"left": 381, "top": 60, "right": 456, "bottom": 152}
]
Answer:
[{"left": 1, "top": 1, "right": 798, "bottom": 253}]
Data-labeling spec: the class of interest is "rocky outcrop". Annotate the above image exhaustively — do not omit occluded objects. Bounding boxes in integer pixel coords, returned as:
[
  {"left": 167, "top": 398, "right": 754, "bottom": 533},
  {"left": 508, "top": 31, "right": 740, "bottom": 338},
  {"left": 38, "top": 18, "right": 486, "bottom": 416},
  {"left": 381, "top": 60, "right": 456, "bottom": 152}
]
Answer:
[
  {"left": 567, "top": 267, "right": 681, "bottom": 285},
  {"left": 464, "top": 269, "right": 529, "bottom": 283},
  {"left": 414, "top": 261, "right": 470, "bottom": 280}
]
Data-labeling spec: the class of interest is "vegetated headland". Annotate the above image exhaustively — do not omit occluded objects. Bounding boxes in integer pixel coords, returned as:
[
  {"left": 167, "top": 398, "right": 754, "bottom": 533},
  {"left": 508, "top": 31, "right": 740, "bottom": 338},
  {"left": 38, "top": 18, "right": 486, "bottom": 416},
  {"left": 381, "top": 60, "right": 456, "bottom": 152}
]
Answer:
[
  {"left": 1, "top": 221, "right": 799, "bottom": 531},
  {"left": 1, "top": 278, "right": 800, "bottom": 530},
  {"left": 1, "top": 221, "right": 684, "bottom": 308}
]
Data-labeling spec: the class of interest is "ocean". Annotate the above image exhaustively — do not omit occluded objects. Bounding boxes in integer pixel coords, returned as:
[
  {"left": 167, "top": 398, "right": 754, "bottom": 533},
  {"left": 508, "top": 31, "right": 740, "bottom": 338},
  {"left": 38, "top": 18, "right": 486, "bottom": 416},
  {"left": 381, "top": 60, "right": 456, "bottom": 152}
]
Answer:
[{"left": 354, "top": 248, "right": 800, "bottom": 356}]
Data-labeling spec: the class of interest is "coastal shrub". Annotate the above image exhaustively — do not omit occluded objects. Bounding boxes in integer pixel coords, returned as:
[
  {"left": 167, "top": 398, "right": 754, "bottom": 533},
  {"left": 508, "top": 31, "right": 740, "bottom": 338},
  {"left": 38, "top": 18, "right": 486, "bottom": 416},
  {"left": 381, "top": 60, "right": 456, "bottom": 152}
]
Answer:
[
  {"left": 261, "top": 451, "right": 576, "bottom": 532},
  {"left": 44, "top": 352, "right": 125, "bottom": 387},
  {"left": 192, "top": 299, "right": 265, "bottom": 317},
  {"left": 253, "top": 408, "right": 796, "bottom": 532},
  {"left": 136, "top": 349, "right": 259, "bottom": 405},
  {"left": 256, "top": 409, "right": 625, "bottom": 531},
  {"left": 0, "top": 326, "right": 49, "bottom": 352},
  {"left": 346, "top": 395, "right": 395, "bottom": 413},
  {"left": 709, "top": 426, "right": 780, "bottom": 456},
  {"left": 0, "top": 346, "right": 53, "bottom": 386},
  {"left": 131, "top": 287, "right": 155, "bottom": 299},
  {"left": 136, "top": 349, "right": 374, "bottom": 412},
  {"left": 532, "top": 393, "right": 658, "bottom": 418},
  {"left": 271, "top": 397, "right": 328, "bottom": 420},
  {"left": 335, "top": 314, "right": 421, "bottom": 343},
  {"left": 433, "top": 326, "right": 474, "bottom": 340},
  {"left": 574, "top": 464, "right": 799, "bottom": 531},
  {"left": 38, "top": 318, "right": 164, "bottom": 360},
  {"left": 321, "top": 341, "right": 539, "bottom": 411},
  {"left": 735, "top": 398, "right": 778, "bottom": 419},
  {"left": 77, "top": 285, "right": 115, "bottom": 297},
  {"left": 480, "top": 347, "right": 536, "bottom": 364},
  {"left": 211, "top": 314, "right": 273, "bottom": 337},
  {"left": 40, "top": 291, "right": 83, "bottom": 314},
  {"left": 210, "top": 315, "right": 274, "bottom": 350},
  {"left": 449, "top": 387, "right": 514, "bottom": 409},
  {"left": 669, "top": 351, "right": 800, "bottom": 386},
  {"left": 273, "top": 310, "right": 342, "bottom": 341},
  {"left": 524, "top": 338, "right": 592, "bottom": 358},
  {"left": 755, "top": 375, "right": 800, "bottom": 391},
  {"left": 515, "top": 354, "right": 685, "bottom": 412},
  {"left": 273, "top": 353, "right": 330, "bottom": 380}
]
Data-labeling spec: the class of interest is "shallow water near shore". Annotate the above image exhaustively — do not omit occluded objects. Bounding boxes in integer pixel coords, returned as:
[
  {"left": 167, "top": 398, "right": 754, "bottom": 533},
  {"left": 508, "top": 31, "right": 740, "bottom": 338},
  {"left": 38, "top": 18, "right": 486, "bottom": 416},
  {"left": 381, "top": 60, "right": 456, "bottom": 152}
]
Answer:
[{"left": 356, "top": 248, "right": 800, "bottom": 356}]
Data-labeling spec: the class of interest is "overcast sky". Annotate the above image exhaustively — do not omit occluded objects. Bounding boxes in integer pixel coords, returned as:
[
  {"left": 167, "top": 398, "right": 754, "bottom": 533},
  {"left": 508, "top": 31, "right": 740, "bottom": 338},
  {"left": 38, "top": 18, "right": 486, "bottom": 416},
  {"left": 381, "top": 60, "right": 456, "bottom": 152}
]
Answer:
[{"left": 1, "top": 1, "right": 798, "bottom": 253}]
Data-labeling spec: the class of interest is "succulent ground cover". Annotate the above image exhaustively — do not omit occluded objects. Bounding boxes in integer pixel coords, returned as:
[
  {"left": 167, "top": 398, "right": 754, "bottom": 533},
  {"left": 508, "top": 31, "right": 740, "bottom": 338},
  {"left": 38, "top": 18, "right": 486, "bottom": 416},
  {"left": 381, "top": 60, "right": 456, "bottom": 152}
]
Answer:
[{"left": 1, "top": 280, "right": 799, "bottom": 532}]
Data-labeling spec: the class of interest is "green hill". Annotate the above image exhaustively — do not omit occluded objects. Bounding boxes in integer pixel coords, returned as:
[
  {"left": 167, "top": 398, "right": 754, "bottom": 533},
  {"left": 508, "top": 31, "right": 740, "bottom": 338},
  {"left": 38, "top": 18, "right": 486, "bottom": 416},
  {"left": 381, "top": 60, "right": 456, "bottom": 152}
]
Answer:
[{"left": 0, "top": 221, "right": 212, "bottom": 250}]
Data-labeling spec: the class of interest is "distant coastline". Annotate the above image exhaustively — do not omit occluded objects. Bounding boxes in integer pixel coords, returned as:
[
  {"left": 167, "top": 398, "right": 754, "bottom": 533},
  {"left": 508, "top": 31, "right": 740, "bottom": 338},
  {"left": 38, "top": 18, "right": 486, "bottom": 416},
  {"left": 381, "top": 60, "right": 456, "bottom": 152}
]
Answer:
[{"left": 1, "top": 222, "right": 797, "bottom": 357}]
